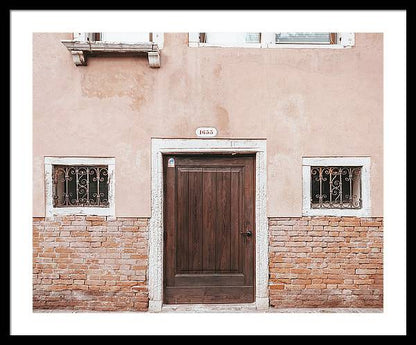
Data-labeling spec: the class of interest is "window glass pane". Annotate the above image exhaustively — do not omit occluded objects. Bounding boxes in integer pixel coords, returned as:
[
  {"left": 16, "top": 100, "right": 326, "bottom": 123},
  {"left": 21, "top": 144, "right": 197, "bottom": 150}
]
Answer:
[
  {"left": 275, "top": 32, "right": 331, "bottom": 44},
  {"left": 66, "top": 167, "right": 77, "bottom": 205},
  {"left": 311, "top": 168, "right": 321, "bottom": 204},
  {"left": 98, "top": 168, "right": 109, "bottom": 206},
  {"left": 245, "top": 32, "right": 261, "bottom": 43},
  {"left": 53, "top": 167, "right": 66, "bottom": 207}
]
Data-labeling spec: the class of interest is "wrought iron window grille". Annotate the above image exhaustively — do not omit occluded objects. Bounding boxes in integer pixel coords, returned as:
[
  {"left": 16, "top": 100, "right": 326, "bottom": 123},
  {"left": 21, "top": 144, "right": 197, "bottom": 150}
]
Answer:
[
  {"left": 310, "top": 166, "right": 362, "bottom": 209},
  {"left": 52, "top": 165, "right": 109, "bottom": 208}
]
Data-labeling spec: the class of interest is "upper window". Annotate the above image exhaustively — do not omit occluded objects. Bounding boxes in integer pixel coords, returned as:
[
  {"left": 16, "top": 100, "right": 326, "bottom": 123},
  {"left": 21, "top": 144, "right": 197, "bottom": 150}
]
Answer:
[
  {"left": 189, "top": 32, "right": 354, "bottom": 48},
  {"left": 73, "top": 32, "right": 164, "bottom": 47},
  {"left": 200, "top": 32, "right": 262, "bottom": 45},
  {"left": 302, "top": 157, "right": 371, "bottom": 217},
  {"left": 45, "top": 157, "right": 115, "bottom": 217},
  {"left": 63, "top": 32, "right": 163, "bottom": 67}
]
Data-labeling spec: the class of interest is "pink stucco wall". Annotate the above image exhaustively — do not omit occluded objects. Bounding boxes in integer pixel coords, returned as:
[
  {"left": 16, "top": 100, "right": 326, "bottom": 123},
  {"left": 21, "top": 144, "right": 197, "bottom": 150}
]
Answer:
[{"left": 32, "top": 32, "right": 383, "bottom": 217}]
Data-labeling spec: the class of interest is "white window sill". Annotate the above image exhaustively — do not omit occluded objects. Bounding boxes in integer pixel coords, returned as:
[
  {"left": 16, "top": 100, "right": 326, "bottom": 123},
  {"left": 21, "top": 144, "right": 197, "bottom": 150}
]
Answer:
[
  {"left": 267, "top": 44, "right": 350, "bottom": 49},
  {"left": 61, "top": 40, "right": 161, "bottom": 67},
  {"left": 46, "top": 207, "right": 114, "bottom": 217},
  {"left": 303, "top": 207, "right": 371, "bottom": 217}
]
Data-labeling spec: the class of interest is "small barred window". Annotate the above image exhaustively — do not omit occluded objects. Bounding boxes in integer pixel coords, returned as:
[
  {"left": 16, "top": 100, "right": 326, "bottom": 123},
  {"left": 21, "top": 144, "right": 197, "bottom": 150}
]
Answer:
[
  {"left": 310, "top": 166, "right": 362, "bottom": 209},
  {"left": 52, "top": 165, "right": 109, "bottom": 207}
]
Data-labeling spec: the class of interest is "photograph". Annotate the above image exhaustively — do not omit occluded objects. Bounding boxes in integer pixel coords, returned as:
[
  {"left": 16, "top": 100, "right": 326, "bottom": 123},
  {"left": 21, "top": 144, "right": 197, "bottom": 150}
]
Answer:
[{"left": 10, "top": 9, "right": 407, "bottom": 336}]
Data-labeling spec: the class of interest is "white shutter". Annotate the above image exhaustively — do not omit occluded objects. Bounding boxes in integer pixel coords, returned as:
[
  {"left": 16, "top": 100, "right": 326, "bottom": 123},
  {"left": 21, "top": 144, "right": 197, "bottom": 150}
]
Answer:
[
  {"left": 260, "top": 32, "right": 275, "bottom": 47},
  {"left": 73, "top": 32, "right": 86, "bottom": 41},
  {"left": 188, "top": 32, "right": 200, "bottom": 46},
  {"left": 152, "top": 32, "right": 164, "bottom": 48},
  {"left": 338, "top": 32, "right": 355, "bottom": 47}
]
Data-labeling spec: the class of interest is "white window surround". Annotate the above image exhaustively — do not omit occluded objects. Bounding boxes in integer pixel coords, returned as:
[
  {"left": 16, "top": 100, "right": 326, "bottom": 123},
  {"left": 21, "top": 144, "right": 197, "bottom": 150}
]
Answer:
[
  {"left": 189, "top": 32, "right": 355, "bottom": 49},
  {"left": 302, "top": 157, "right": 371, "bottom": 217},
  {"left": 44, "top": 157, "right": 115, "bottom": 218},
  {"left": 148, "top": 138, "right": 268, "bottom": 312}
]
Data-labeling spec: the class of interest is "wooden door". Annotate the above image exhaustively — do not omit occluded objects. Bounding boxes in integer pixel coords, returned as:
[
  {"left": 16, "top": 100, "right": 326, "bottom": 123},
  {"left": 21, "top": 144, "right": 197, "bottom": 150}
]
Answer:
[{"left": 163, "top": 154, "right": 255, "bottom": 304}]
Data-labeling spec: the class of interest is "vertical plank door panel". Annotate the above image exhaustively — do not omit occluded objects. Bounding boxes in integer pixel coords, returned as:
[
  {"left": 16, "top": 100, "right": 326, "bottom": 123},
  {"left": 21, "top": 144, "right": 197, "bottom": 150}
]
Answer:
[
  {"left": 202, "top": 170, "right": 217, "bottom": 271},
  {"left": 188, "top": 169, "right": 203, "bottom": 271},
  {"left": 230, "top": 169, "right": 241, "bottom": 272},
  {"left": 176, "top": 168, "right": 189, "bottom": 273},
  {"left": 216, "top": 169, "right": 231, "bottom": 272}
]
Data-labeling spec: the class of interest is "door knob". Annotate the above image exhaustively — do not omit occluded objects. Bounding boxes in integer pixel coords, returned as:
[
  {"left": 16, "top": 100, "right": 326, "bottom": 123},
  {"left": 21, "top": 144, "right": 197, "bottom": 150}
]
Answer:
[{"left": 241, "top": 230, "right": 252, "bottom": 237}]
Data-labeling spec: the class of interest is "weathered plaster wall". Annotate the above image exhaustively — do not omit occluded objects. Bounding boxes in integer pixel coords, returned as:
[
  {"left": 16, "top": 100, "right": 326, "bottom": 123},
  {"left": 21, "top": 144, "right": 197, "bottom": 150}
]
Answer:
[{"left": 33, "top": 33, "right": 383, "bottom": 217}]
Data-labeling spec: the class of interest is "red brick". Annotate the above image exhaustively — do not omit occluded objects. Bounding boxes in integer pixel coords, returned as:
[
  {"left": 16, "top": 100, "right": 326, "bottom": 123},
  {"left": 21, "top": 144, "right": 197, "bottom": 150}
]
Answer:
[
  {"left": 305, "top": 284, "right": 326, "bottom": 289},
  {"left": 361, "top": 220, "right": 382, "bottom": 227},
  {"left": 355, "top": 268, "right": 377, "bottom": 275},
  {"left": 86, "top": 216, "right": 106, "bottom": 221},
  {"left": 309, "top": 219, "right": 329, "bottom": 226},
  {"left": 354, "top": 279, "right": 374, "bottom": 285}
]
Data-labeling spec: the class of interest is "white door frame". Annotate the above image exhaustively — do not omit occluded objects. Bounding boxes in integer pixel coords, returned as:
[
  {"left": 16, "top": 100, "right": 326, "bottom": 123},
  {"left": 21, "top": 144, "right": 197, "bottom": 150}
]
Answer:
[{"left": 148, "top": 138, "right": 268, "bottom": 311}]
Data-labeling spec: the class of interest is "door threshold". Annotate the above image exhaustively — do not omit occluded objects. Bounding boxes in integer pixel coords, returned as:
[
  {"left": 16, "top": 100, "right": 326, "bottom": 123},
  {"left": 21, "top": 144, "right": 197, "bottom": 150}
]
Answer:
[{"left": 161, "top": 303, "right": 258, "bottom": 313}]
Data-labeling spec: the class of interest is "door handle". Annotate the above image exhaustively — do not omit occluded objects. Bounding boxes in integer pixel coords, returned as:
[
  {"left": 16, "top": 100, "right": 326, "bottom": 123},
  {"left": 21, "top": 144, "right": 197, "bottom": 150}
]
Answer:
[{"left": 241, "top": 230, "right": 252, "bottom": 237}]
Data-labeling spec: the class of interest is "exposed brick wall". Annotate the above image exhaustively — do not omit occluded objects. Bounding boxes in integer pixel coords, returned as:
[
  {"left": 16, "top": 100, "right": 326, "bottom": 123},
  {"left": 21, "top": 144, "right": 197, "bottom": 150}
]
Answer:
[
  {"left": 268, "top": 216, "right": 383, "bottom": 309},
  {"left": 33, "top": 215, "right": 383, "bottom": 311},
  {"left": 33, "top": 216, "right": 149, "bottom": 311}
]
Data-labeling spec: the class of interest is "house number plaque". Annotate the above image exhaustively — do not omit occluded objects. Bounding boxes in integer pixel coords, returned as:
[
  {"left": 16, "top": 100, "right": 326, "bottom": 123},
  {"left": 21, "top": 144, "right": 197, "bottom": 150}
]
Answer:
[{"left": 195, "top": 127, "right": 218, "bottom": 137}]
